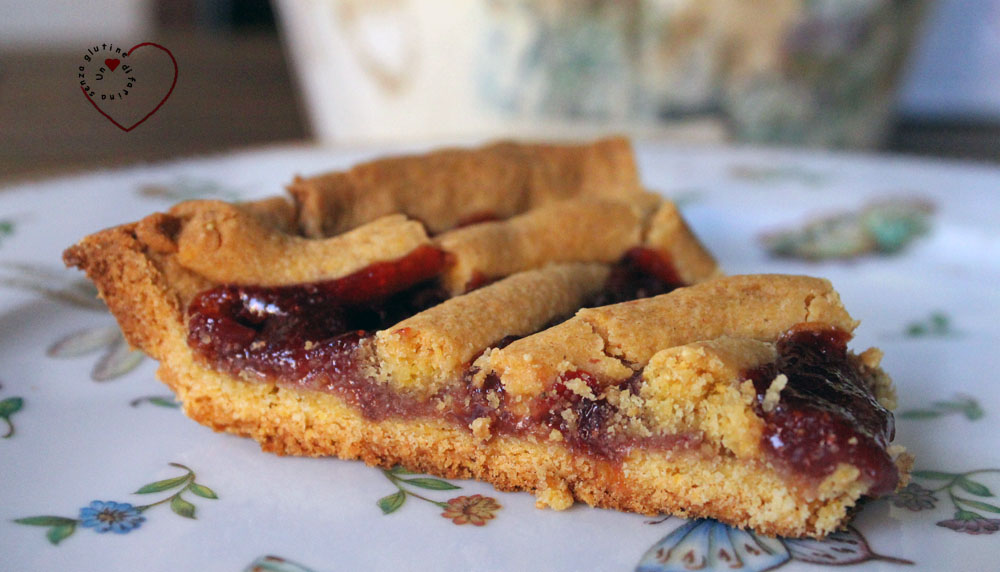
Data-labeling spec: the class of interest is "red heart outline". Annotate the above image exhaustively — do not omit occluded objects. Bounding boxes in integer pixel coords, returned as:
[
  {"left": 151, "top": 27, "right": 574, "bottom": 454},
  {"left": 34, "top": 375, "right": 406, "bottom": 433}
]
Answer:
[{"left": 82, "top": 42, "right": 178, "bottom": 132}]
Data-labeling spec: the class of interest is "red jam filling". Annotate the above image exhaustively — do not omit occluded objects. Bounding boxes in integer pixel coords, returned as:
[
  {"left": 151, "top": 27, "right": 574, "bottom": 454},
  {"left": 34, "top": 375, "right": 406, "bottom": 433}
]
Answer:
[
  {"left": 588, "top": 247, "right": 683, "bottom": 306},
  {"left": 746, "top": 326, "right": 898, "bottom": 495},
  {"left": 451, "top": 366, "right": 698, "bottom": 462},
  {"left": 464, "top": 247, "right": 683, "bottom": 298},
  {"left": 186, "top": 246, "right": 687, "bottom": 461},
  {"left": 463, "top": 271, "right": 497, "bottom": 293},
  {"left": 186, "top": 245, "right": 449, "bottom": 381},
  {"left": 185, "top": 244, "right": 897, "bottom": 488}
]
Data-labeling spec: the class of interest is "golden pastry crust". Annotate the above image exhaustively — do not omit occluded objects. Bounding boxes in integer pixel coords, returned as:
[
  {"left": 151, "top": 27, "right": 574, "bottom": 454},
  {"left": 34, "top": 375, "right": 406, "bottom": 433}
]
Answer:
[
  {"left": 171, "top": 200, "right": 430, "bottom": 286},
  {"left": 288, "top": 136, "right": 642, "bottom": 237},
  {"left": 639, "top": 337, "right": 775, "bottom": 460},
  {"left": 64, "top": 222, "right": 186, "bottom": 358},
  {"left": 238, "top": 196, "right": 298, "bottom": 234},
  {"left": 375, "top": 263, "right": 609, "bottom": 398},
  {"left": 434, "top": 192, "right": 718, "bottom": 295},
  {"left": 63, "top": 138, "right": 904, "bottom": 539},
  {"left": 434, "top": 198, "right": 645, "bottom": 294},
  {"left": 583, "top": 274, "right": 857, "bottom": 363},
  {"left": 485, "top": 275, "right": 856, "bottom": 399}
]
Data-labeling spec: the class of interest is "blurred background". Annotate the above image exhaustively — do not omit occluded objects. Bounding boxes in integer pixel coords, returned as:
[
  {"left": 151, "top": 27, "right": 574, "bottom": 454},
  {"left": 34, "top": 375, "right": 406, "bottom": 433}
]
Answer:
[{"left": 1, "top": 0, "right": 998, "bottom": 182}]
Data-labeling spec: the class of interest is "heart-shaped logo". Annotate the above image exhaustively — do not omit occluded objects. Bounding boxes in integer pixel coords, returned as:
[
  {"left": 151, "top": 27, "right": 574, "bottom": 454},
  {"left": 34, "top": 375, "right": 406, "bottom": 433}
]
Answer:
[{"left": 80, "top": 42, "right": 177, "bottom": 132}]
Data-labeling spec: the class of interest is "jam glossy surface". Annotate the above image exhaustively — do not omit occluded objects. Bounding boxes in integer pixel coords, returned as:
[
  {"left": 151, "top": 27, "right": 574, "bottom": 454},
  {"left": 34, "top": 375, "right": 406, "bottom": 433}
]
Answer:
[
  {"left": 187, "top": 245, "right": 449, "bottom": 381},
  {"left": 185, "top": 244, "right": 897, "bottom": 486},
  {"left": 747, "top": 326, "right": 898, "bottom": 495},
  {"left": 588, "top": 247, "right": 683, "bottom": 307},
  {"left": 186, "top": 245, "right": 688, "bottom": 461}
]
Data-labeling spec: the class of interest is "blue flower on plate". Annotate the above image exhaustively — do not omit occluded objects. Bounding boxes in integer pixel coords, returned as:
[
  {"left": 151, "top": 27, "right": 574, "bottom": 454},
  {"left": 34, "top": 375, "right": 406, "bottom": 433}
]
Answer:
[{"left": 79, "top": 500, "right": 145, "bottom": 534}]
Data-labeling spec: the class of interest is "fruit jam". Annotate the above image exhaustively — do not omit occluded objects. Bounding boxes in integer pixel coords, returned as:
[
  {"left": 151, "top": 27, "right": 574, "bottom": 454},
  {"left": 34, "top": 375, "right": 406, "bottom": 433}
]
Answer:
[
  {"left": 186, "top": 244, "right": 898, "bottom": 488},
  {"left": 187, "top": 246, "right": 683, "bottom": 382},
  {"left": 186, "top": 245, "right": 450, "bottom": 382},
  {"left": 746, "top": 326, "right": 898, "bottom": 495},
  {"left": 588, "top": 247, "right": 683, "bottom": 307},
  {"left": 452, "top": 369, "right": 700, "bottom": 461},
  {"left": 186, "top": 246, "right": 686, "bottom": 458}
]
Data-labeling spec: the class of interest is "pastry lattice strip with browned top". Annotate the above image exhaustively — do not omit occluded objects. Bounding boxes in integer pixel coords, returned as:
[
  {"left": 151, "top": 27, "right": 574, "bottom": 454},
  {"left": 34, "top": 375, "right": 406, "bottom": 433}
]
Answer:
[{"left": 63, "top": 138, "right": 907, "bottom": 538}]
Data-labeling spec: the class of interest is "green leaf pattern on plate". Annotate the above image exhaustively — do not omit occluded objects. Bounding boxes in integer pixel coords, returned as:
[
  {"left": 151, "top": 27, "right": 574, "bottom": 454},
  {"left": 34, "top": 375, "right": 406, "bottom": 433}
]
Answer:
[
  {"left": 900, "top": 394, "right": 983, "bottom": 421},
  {"left": 47, "top": 325, "right": 145, "bottom": 381},
  {"left": 13, "top": 463, "right": 217, "bottom": 545},
  {"left": 130, "top": 395, "right": 182, "bottom": 408},
  {"left": 377, "top": 490, "right": 406, "bottom": 515},
  {"left": 137, "top": 177, "right": 243, "bottom": 202},
  {"left": 0, "top": 264, "right": 146, "bottom": 381},
  {"left": 904, "top": 312, "right": 954, "bottom": 338},
  {"left": 377, "top": 467, "right": 500, "bottom": 526},
  {"left": 892, "top": 468, "right": 1000, "bottom": 535},
  {"left": 0, "top": 263, "right": 105, "bottom": 310},
  {"left": 0, "top": 394, "right": 23, "bottom": 438},
  {"left": 0, "top": 219, "right": 15, "bottom": 246}
]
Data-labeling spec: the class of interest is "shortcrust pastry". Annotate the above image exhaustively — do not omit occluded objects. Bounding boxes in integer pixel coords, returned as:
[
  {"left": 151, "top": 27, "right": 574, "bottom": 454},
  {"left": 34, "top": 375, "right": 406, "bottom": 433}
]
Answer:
[{"left": 64, "top": 137, "right": 907, "bottom": 537}]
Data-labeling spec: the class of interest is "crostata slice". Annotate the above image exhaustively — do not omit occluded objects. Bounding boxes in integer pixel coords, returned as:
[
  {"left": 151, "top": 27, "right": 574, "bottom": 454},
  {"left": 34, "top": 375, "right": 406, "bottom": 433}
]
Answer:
[{"left": 64, "top": 137, "right": 908, "bottom": 538}]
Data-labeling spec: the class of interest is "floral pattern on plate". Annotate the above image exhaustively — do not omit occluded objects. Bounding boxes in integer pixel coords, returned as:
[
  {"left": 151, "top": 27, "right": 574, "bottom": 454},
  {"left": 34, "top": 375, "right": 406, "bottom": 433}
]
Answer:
[
  {"left": 892, "top": 468, "right": 1000, "bottom": 535},
  {"left": 760, "top": 198, "right": 934, "bottom": 261},
  {"left": 0, "top": 219, "right": 14, "bottom": 246},
  {"left": 137, "top": 176, "right": 243, "bottom": 202},
  {"left": 902, "top": 311, "right": 956, "bottom": 338},
  {"left": 47, "top": 324, "right": 145, "bottom": 381},
  {"left": 0, "top": 383, "right": 23, "bottom": 438},
  {"left": 2, "top": 143, "right": 998, "bottom": 570},
  {"left": 0, "top": 263, "right": 144, "bottom": 380},
  {"left": 636, "top": 519, "right": 911, "bottom": 572},
  {"left": 900, "top": 394, "right": 984, "bottom": 421},
  {"left": 14, "top": 463, "right": 217, "bottom": 545},
  {"left": 130, "top": 395, "right": 182, "bottom": 409},
  {"left": 378, "top": 467, "right": 502, "bottom": 526}
]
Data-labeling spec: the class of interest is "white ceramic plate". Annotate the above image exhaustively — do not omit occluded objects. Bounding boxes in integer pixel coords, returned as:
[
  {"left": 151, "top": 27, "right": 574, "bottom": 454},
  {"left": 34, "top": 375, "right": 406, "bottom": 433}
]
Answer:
[{"left": 2, "top": 142, "right": 998, "bottom": 571}]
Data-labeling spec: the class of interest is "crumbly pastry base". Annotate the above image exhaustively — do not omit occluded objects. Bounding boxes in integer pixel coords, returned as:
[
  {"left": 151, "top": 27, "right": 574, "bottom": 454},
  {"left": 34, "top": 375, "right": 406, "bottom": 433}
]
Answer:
[{"left": 161, "top": 354, "right": 867, "bottom": 538}]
